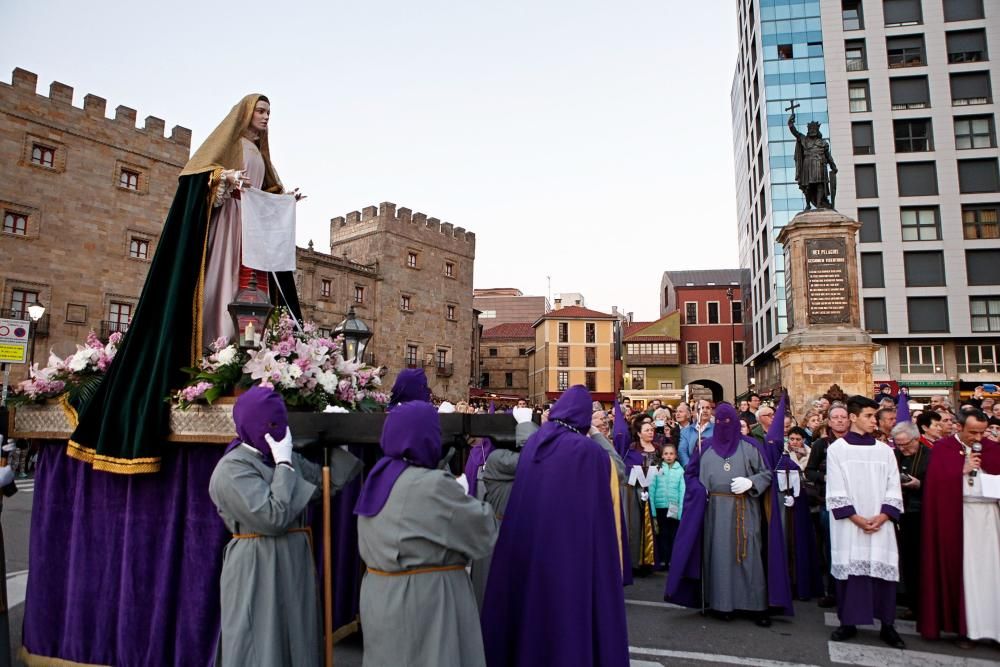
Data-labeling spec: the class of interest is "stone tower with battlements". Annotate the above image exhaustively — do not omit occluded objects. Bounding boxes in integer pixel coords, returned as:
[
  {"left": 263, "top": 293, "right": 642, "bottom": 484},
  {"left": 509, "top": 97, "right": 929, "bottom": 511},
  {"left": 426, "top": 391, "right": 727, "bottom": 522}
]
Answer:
[{"left": 330, "top": 202, "right": 477, "bottom": 401}]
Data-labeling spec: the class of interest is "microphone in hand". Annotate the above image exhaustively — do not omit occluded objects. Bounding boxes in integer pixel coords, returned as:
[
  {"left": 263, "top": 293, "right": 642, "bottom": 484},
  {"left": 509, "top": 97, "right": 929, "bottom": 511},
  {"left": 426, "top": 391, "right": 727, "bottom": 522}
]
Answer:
[{"left": 970, "top": 442, "right": 983, "bottom": 478}]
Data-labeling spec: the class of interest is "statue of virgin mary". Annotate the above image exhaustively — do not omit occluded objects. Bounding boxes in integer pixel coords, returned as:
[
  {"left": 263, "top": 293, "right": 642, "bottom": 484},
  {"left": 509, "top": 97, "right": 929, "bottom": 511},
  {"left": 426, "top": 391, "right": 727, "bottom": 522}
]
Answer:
[{"left": 69, "top": 94, "right": 302, "bottom": 474}]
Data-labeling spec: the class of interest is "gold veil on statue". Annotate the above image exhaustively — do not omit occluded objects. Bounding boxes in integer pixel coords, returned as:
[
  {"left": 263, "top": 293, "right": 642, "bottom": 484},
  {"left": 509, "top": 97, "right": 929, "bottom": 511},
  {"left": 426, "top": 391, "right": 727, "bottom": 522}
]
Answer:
[{"left": 181, "top": 93, "right": 284, "bottom": 193}]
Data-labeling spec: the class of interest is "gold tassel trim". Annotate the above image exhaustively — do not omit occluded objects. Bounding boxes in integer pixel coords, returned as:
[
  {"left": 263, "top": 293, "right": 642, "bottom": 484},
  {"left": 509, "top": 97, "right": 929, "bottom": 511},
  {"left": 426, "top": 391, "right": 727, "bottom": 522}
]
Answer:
[
  {"left": 66, "top": 439, "right": 161, "bottom": 474},
  {"left": 58, "top": 393, "right": 79, "bottom": 429}
]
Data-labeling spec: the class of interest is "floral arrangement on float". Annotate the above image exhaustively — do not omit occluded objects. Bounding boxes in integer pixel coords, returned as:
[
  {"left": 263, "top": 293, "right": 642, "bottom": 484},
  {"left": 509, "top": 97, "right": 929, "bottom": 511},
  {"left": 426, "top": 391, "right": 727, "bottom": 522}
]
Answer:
[
  {"left": 171, "top": 310, "right": 388, "bottom": 412},
  {"left": 8, "top": 331, "right": 122, "bottom": 408},
  {"left": 10, "top": 311, "right": 388, "bottom": 414}
]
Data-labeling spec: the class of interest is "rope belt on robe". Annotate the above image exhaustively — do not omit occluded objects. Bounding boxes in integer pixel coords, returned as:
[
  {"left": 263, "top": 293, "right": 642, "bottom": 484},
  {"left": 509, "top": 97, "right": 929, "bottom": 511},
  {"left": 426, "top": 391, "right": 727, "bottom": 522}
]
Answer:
[
  {"left": 710, "top": 492, "right": 749, "bottom": 563},
  {"left": 232, "top": 526, "right": 314, "bottom": 550},
  {"left": 366, "top": 565, "right": 467, "bottom": 577}
]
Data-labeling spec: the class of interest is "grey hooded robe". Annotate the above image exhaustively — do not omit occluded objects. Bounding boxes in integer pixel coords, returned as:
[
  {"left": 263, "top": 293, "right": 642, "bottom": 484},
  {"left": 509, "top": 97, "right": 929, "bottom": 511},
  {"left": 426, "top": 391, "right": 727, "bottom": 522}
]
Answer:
[
  {"left": 358, "top": 466, "right": 498, "bottom": 667},
  {"left": 209, "top": 445, "right": 362, "bottom": 667}
]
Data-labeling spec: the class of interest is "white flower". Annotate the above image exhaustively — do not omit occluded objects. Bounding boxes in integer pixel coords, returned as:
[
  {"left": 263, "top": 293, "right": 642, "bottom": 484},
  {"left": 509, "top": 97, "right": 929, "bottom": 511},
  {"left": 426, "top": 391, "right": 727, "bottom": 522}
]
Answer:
[
  {"left": 323, "top": 405, "right": 349, "bottom": 413},
  {"left": 215, "top": 345, "right": 238, "bottom": 366},
  {"left": 68, "top": 347, "right": 98, "bottom": 372},
  {"left": 317, "top": 370, "right": 339, "bottom": 394}
]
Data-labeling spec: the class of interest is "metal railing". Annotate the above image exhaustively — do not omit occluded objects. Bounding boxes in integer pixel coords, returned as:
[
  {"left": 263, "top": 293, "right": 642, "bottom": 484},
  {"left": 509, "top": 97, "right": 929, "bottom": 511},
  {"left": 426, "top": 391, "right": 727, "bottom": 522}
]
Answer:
[{"left": 100, "top": 320, "right": 130, "bottom": 340}]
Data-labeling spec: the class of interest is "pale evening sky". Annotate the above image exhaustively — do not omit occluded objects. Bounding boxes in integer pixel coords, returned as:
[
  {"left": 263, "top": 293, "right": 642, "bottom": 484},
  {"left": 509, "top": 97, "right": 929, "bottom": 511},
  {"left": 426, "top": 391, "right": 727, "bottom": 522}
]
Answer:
[{"left": 2, "top": 0, "right": 739, "bottom": 321}]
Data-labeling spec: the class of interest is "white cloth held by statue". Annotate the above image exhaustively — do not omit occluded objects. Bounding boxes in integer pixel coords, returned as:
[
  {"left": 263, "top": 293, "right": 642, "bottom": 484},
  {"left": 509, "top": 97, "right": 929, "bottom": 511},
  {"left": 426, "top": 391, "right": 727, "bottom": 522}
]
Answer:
[{"left": 240, "top": 187, "right": 297, "bottom": 272}]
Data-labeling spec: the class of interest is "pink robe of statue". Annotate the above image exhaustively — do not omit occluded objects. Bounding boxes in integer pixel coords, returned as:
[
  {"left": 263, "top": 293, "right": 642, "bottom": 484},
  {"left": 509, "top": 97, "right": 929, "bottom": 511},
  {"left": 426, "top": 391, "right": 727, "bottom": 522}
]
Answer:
[{"left": 203, "top": 138, "right": 267, "bottom": 347}]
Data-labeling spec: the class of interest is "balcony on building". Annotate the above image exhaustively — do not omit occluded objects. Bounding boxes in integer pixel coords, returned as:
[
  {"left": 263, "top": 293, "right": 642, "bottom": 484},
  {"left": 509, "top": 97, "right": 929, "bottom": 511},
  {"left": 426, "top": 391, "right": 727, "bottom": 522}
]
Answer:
[
  {"left": 623, "top": 339, "right": 680, "bottom": 367},
  {"left": 424, "top": 360, "right": 454, "bottom": 377},
  {"left": 100, "top": 320, "right": 130, "bottom": 340}
]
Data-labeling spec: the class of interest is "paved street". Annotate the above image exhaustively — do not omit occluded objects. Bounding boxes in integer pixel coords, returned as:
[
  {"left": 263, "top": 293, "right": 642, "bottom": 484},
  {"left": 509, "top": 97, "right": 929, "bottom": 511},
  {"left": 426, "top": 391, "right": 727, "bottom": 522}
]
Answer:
[{"left": 4, "top": 480, "right": 1000, "bottom": 666}]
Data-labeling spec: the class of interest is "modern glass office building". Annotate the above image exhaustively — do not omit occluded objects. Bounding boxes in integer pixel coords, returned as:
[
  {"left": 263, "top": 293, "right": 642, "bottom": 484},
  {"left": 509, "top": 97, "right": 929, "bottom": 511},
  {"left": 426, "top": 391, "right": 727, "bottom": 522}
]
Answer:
[{"left": 733, "top": 0, "right": 1000, "bottom": 402}]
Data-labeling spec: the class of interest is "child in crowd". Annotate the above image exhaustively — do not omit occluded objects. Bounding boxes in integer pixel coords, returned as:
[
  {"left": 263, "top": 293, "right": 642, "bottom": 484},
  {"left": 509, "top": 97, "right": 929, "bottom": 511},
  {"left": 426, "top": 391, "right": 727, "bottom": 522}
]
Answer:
[{"left": 649, "top": 443, "right": 685, "bottom": 571}]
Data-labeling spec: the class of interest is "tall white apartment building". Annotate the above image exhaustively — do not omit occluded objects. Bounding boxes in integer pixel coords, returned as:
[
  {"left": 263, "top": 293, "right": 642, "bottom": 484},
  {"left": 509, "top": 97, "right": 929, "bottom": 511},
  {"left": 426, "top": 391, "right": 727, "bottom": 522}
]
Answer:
[{"left": 733, "top": 0, "right": 1000, "bottom": 403}]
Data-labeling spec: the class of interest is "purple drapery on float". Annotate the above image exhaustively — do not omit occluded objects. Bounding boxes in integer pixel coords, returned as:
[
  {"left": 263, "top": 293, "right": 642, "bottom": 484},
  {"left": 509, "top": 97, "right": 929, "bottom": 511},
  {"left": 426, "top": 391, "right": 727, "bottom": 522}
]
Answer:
[
  {"left": 21, "top": 440, "right": 365, "bottom": 666},
  {"left": 22, "top": 443, "right": 228, "bottom": 667}
]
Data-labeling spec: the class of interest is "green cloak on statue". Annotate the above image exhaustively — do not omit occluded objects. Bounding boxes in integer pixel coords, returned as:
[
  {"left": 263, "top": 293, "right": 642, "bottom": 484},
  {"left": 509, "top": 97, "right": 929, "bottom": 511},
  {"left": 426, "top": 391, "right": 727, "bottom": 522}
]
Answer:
[{"left": 69, "top": 94, "right": 301, "bottom": 474}]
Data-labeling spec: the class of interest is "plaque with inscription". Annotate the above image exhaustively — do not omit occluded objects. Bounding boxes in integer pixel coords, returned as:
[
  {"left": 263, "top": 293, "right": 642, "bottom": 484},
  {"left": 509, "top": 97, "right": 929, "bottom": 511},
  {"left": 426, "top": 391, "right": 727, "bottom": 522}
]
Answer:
[{"left": 805, "top": 237, "right": 850, "bottom": 324}]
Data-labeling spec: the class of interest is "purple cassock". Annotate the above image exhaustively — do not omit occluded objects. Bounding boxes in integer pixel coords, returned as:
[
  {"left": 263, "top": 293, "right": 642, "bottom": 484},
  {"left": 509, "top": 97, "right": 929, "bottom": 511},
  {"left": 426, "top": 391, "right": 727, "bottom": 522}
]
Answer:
[
  {"left": 665, "top": 402, "right": 793, "bottom": 615},
  {"left": 481, "top": 386, "right": 629, "bottom": 667},
  {"left": 774, "top": 453, "right": 824, "bottom": 600}
]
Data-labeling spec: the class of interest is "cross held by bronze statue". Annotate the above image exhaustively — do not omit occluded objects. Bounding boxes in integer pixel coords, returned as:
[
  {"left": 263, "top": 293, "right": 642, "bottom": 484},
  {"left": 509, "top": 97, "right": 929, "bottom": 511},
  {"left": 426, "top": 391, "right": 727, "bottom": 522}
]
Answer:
[{"left": 785, "top": 99, "right": 800, "bottom": 114}]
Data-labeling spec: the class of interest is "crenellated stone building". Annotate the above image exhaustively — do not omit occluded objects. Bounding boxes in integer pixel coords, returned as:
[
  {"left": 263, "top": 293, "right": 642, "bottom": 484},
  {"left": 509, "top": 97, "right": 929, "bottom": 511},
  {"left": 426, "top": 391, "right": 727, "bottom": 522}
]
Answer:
[
  {"left": 329, "top": 202, "right": 477, "bottom": 402},
  {"left": 0, "top": 67, "right": 191, "bottom": 378}
]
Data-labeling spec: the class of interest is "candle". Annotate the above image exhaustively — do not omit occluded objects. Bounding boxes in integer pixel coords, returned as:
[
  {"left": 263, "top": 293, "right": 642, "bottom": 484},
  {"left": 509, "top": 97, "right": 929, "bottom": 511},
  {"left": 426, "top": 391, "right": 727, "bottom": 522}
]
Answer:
[{"left": 245, "top": 322, "right": 255, "bottom": 345}]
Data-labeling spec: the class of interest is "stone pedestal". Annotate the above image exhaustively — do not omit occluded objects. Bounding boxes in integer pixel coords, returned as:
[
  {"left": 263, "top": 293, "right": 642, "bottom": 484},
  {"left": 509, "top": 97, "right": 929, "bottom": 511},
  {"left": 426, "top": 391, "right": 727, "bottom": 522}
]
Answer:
[{"left": 775, "top": 209, "right": 878, "bottom": 418}]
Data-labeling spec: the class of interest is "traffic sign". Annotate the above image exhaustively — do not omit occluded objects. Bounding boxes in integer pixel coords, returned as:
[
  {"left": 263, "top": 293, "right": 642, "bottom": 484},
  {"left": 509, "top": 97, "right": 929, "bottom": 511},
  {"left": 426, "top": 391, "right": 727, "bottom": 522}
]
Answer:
[{"left": 0, "top": 318, "right": 30, "bottom": 364}]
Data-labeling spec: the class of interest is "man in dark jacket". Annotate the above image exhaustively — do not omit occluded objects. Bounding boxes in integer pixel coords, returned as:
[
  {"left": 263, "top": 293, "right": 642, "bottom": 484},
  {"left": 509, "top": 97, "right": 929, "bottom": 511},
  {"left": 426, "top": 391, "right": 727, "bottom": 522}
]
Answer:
[{"left": 804, "top": 403, "right": 850, "bottom": 608}]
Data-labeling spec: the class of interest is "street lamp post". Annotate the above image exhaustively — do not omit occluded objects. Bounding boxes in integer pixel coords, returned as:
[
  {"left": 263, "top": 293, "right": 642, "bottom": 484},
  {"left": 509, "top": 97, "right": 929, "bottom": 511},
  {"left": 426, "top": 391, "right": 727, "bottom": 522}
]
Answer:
[
  {"left": 27, "top": 300, "right": 46, "bottom": 367},
  {"left": 726, "top": 288, "right": 737, "bottom": 403}
]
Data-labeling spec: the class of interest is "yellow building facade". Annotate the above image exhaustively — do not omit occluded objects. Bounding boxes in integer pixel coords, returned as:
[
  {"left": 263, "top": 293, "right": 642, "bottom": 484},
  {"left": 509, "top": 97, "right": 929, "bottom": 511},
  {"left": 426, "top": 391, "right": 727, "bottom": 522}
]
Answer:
[{"left": 528, "top": 305, "right": 617, "bottom": 406}]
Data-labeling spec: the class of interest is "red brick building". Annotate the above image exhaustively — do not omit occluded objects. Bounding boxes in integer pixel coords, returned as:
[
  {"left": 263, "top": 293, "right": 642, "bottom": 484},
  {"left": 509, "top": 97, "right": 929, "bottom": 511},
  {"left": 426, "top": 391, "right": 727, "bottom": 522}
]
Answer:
[{"left": 660, "top": 269, "right": 750, "bottom": 402}]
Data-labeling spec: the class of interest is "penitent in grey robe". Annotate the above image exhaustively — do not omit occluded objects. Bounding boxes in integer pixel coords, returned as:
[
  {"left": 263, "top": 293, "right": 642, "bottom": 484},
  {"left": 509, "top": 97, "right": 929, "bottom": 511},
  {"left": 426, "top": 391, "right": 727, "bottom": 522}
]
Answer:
[
  {"left": 209, "top": 445, "right": 362, "bottom": 667},
  {"left": 701, "top": 441, "right": 772, "bottom": 612},
  {"left": 470, "top": 448, "right": 520, "bottom": 609},
  {"left": 358, "top": 466, "right": 499, "bottom": 667}
]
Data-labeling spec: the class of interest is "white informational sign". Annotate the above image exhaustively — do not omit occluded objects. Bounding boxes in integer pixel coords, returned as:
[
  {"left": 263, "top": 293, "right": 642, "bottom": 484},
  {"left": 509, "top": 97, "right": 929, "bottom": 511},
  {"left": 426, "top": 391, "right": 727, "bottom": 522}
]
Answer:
[{"left": 0, "top": 318, "right": 30, "bottom": 364}]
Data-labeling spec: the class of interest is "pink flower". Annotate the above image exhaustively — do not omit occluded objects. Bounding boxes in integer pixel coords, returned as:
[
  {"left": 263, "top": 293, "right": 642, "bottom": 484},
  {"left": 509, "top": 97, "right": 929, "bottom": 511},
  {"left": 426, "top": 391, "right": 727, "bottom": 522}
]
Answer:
[
  {"left": 210, "top": 336, "right": 229, "bottom": 352},
  {"left": 109, "top": 331, "right": 124, "bottom": 346},
  {"left": 180, "top": 381, "right": 213, "bottom": 402},
  {"left": 85, "top": 330, "right": 103, "bottom": 349}
]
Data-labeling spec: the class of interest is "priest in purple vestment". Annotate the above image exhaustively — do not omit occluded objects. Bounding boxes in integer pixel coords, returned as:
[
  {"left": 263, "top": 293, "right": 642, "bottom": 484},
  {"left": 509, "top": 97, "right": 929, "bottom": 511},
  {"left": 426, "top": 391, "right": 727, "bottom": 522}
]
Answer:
[{"left": 481, "top": 385, "right": 629, "bottom": 667}]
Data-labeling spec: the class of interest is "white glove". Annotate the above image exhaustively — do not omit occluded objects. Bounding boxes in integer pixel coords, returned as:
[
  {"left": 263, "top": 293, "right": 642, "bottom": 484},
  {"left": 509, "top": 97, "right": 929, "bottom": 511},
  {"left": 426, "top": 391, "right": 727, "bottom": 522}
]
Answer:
[
  {"left": 0, "top": 466, "right": 13, "bottom": 488},
  {"left": 455, "top": 473, "right": 470, "bottom": 493},
  {"left": 512, "top": 407, "right": 533, "bottom": 424},
  {"left": 784, "top": 495, "right": 795, "bottom": 507},
  {"left": 264, "top": 427, "right": 294, "bottom": 466},
  {"left": 730, "top": 477, "right": 753, "bottom": 494},
  {"left": 1, "top": 441, "right": 15, "bottom": 453}
]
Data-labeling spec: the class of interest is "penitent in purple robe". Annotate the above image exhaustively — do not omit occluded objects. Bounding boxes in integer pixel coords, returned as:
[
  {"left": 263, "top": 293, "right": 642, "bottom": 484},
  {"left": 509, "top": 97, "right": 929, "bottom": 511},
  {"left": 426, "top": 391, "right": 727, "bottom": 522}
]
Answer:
[
  {"left": 464, "top": 438, "right": 495, "bottom": 497},
  {"left": 481, "top": 386, "right": 629, "bottom": 667},
  {"left": 665, "top": 403, "right": 793, "bottom": 615}
]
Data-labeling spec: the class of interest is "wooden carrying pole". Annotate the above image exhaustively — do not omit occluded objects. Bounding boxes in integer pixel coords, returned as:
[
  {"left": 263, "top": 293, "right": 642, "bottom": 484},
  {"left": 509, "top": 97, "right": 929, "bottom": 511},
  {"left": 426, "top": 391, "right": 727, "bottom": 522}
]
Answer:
[{"left": 322, "top": 448, "right": 334, "bottom": 667}]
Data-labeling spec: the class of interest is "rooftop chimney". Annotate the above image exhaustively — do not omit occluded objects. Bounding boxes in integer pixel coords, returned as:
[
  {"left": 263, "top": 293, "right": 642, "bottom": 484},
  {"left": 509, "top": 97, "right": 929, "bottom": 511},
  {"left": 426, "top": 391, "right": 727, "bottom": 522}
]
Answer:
[{"left": 554, "top": 298, "right": 562, "bottom": 310}]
